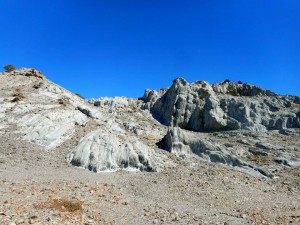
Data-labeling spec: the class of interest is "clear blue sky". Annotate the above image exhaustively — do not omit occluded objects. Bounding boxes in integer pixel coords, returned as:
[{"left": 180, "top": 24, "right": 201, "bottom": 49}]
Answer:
[{"left": 0, "top": 0, "right": 299, "bottom": 98}]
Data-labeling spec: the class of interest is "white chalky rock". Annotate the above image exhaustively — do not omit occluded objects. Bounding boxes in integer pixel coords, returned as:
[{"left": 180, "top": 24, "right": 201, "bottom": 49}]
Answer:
[{"left": 68, "top": 128, "right": 166, "bottom": 172}]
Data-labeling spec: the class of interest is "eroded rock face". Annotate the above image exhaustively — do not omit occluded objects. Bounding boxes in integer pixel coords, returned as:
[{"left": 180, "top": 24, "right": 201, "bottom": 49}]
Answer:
[
  {"left": 0, "top": 72, "right": 93, "bottom": 149},
  {"left": 164, "top": 126, "right": 273, "bottom": 177},
  {"left": 1, "top": 69, "right": 299, "bottom": 177},
  {"left": 142, "top": 78, "right": 300, "bottom": 132},
  {"left": 68, "top": 128, "right": 166, "bottom": 172},
  {"left": 0, "top": 69, "right": 170, "bottom": 172},
  {"left": 19, "top": 109, "right": 88, "bottom": 149}
]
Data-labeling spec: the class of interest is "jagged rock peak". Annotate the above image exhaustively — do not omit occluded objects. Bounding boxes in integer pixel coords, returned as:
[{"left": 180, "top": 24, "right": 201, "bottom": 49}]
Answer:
[
  {"left": 165, "top": 77, "right": 277, "bottom": 97},
  {"left": 142, "top": 78, "right": 300, "bottom": 132},
  {"left": 172, "top": 77, "right": 188, "bottom": 86},
  {"left": 211, "top": 79, "right": 276, "bottom": 97},
  {"left": 1, "top": 68, "right": 45, "bottom": 79}
]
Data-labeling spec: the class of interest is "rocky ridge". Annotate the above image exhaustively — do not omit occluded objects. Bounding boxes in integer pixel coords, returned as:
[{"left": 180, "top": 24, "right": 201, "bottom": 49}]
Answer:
[
  {"left": 1, "top": 69, "right": 299, "bottom": 178},
  {"left": 141, "top": 78, "right": 300, "bottom": 177},
  {"left": 142, "top": 78, "right": 300, "bottom": 132}
]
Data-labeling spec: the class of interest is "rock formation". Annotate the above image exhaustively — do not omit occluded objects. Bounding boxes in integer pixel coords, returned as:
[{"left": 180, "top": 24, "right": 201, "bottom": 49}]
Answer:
[
  {"left": 0, "top": 69, "right": 169, "bottom": 172},
  {"left": 68, "top": 128, "right": 165, "bottom": 172},
  {"left": 1, "top": 69, "right": 299, "bottom": 178},
  {"left": 142, "top": 78, "right": 300, "bottom": 132},
  {"left": 164, "top": 126, "right": 274, "bottom": 177}
]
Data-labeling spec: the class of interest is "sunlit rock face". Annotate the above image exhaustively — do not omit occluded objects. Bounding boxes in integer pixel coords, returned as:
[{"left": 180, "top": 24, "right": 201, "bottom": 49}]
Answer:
[
  {"left": 164, "top": 126, "right": 274, "bottom": 178},
  {"left": 1, "top": 69, "right": 299, "bottom": 178},
  {"left": 0, "top": 68, "right": 170, "bottom": 172},
  {"left": 142, "top": 78, "right": 300, "bottom": 132},
  {"left": 68, "top": 128, "right": 166, "bottom": 172}
]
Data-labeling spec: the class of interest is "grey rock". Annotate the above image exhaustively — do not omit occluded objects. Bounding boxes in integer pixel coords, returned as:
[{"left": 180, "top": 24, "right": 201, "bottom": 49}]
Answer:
[
  {"left": 142, "top": 78, "right": 300, "bottom": 132},
  {"left": 92, "top": 97, "right": 129, "bottom": 110},
  {"left": 1, "top": 69, "right": 298, "bottom": 178},
  {"left": 294, "top": 96, "right": 300, "bottom": 104},
  {"left": 274, "top": 157, "right": 300, "bottom": 167},
  {"left": 255, "top": 166, "right": 274, "bottom": 178},
  {"left": 76, "top": 105, "right": 102, "bottom": 119},
  {"left": 279, "top": 129, "right": 294, "bottom": 136},
  {"left": 164, "top": 126, "right": 273, "bottom": 177},
  {"left": 237, "top": 139, "right": 253, "bottom": 146},
  {"left": 248, "top": 149, "right": 269, "bottom": 156},
  {"left": 274, "top": 158, "right": 292, "bottom": 167},
  {"left": 18, "top": 108, "right": 88, "bottom": 149},
  {"left": 255, "top": 142, "right": 284, "bottom": 151}
]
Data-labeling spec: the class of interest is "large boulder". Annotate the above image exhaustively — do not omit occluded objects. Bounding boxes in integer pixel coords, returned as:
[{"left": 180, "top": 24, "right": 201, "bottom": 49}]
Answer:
[{"left": 142, "top": 78, "right": 300, "bottom": 132}]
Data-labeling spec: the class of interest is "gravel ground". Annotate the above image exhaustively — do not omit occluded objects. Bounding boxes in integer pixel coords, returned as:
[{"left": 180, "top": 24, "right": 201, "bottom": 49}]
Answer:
[{"left": 0, "top": 131, "right": 300, "bottom": 225}]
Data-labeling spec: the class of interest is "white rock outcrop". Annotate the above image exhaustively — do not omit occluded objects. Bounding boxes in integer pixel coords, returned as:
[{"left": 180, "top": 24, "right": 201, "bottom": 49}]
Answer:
[
  {"left": 164, "top": 126, "right": 273, "bottom": 177},
  {"left": 19, "top": 109, "right": 88, "bottom": 149},
  {"left": 142, "top": 78, "right": 300, "bottom": 132},
  {"left": 68, "top": 129, "right": 166, "bottom": 172},
  {"left": 1, "top": 69, "right": 299, "bottom": 177},
  {"left": 0, "top": 69, "right": 169, "bottom": 172}
]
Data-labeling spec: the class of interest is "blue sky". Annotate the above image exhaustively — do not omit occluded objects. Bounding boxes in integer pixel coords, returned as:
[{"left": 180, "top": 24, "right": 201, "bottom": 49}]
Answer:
[{"left": 0, "top": 0, "right": 299, "bottom": 98}]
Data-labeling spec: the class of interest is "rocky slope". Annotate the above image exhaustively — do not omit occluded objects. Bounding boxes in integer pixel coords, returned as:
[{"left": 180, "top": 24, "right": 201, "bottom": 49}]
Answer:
[
  {"left": 0, "top": 68, "right": 169, "bottom": 173},
  {"left": 1, "top": 69, "right": 299, "bottom": 177},
  {"left": 1, "top": 69, "right": 300, "bottom": 224}
]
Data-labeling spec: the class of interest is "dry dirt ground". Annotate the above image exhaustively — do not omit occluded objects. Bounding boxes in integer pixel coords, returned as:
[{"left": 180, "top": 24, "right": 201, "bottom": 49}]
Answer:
[{"left": 0, "top": 130, "right": 300, "bottom": 225}]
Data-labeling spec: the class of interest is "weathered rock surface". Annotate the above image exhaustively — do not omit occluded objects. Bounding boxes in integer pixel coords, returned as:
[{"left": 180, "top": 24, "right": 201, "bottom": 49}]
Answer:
[
  {"left": 19, "top": 109, "right": 88, "bottom": 149},
  {"left": 1, "top": 69, "right": 299, "bottom": 178},
  {"left": 0, "top": 70, "right": 91, "bottom": 149},
  {"left": 164, "top": 126, "right": 273, "bottom": 177},
  {"left": 91, "top": 96, "right": 130, "bottom": 109},
  {"left": 142, "top": 78, "right": 300, "bottom": 132},
  {"left": 0, "top": 69, "right": 169, "bottom": 172},
  {"left": 68, "top": 128, "right": 167, "bottom": 172}
]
